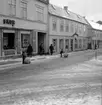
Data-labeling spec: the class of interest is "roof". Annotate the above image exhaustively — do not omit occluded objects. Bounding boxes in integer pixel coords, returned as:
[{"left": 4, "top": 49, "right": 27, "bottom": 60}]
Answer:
[
  {"left": 49, "top": 4, "right": 88, "bottom": 25},
  {"left": 87, "top": 19, "right": 102, "bottom": 31}
]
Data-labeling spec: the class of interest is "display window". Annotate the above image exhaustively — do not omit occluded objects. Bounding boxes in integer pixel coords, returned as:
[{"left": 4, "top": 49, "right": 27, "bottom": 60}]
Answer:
[
  {"left": 65, "top": 39, "right": 69, "bottom": 49},
  {"left": 59, "top": 39, "right": 64, "bottom": 50},
  {"left": 21, "top": 34, "right": 30, "bottom": 48},
  {"left": 3, "top": 33, "right": 15, "bottom": 50}
]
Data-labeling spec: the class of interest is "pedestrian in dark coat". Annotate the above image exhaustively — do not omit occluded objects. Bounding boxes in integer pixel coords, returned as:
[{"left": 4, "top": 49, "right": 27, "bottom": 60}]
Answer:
[
  {"left": 27, "top": 44, "right": 33, "bottom": 57},
  {"left": 22, "top": 51, "right": 26, "bottom": 64},
  {"left": 49, "top": 44, "right": 54, "bottom": 55},
  {"left": 60, "top": 49, "right": 63, "bottom": 57}
]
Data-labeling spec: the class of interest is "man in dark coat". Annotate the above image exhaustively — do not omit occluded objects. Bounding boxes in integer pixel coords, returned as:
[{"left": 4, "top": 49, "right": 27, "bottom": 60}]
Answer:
[
  {"left": 27, "top": 44, "right": 33, "bottom": 57},
  {"left": 49, "top": 44, "right": 54, "bottom": 55}
]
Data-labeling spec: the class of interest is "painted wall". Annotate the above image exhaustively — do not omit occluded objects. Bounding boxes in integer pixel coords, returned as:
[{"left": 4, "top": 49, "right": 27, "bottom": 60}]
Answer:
[
  {"left": 0, "top": 16, "right": 47, "bottom": 31},
  {"left": 0, "top": 0, "right": 48, "bottom": 29},
  {"left": 49, "top": 15, "right": 88, "bottom": 37}
]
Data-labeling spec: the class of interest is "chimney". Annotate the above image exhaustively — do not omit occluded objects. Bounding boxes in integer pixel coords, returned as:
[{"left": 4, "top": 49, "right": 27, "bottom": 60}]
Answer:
[{"left": 64, "top": 6, "right": 68, "bottom": 11}]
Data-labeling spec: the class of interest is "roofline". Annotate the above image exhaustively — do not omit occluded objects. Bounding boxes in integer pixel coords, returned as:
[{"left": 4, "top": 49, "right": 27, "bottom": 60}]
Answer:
[
  {"left": 92, "top": 28, "right": 102, "bottom": 32},
  {"left": 48, "top": 12, "right": 88, "bottom": 25}
]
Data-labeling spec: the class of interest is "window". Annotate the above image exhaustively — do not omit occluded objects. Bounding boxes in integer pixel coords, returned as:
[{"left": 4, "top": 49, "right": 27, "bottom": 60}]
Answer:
[
  {"left": 75, "top": 23, "right": 78, "bottom": 33},
  {"left": 52, "top": 18, "right": 57, "bottom": 31},
  {"left": 70, "top": 22, "right": 74, "bottom": 33},
  {"left": 84, "top": 25, "right": 86, "bottom": 32},
  {"left": 21, "top": 0, "right": 27, "bottom": 19},
  {"left": 60, "top": 20, "right": 64, "bottom": 32},
  {"left": 8, "top": 0, "right": 16, "bottom": 16},
  {"left": 65, "top": 20, "right": 69, "bottom": 32},
  {"left": 79, "top": 39, "right": 82, "bottom": 48},
  {"left": 3, "top": 33, "right": 15, "bottom": 50},
  {"left": 36, "top": 5, "right": 44, "bottom": 22},
  {"left": 21, "top": 34, "right": 30, "bottom": 48},
  {"left": 79, "top": 24, "right": 82, "bottom": 34},
  {"left": 59, "top": 39, "right": 64, "bottom": 50}
]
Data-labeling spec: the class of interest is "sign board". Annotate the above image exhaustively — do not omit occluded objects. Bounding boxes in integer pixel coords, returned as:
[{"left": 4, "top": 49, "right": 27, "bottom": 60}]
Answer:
[{"left": 3, "top": 19, "right": 15, "bottom": 26}]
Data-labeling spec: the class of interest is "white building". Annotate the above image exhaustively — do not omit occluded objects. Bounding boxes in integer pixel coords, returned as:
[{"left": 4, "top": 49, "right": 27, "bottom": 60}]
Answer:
[
  {"left": 0, "top": 0, "right": 49, "bottom": 57},
  {"left": 48, "top": 4, "right": 89, "bottom": 53},
  {"left": 87, "top": 19, "right": 102, "bottom": 49}
]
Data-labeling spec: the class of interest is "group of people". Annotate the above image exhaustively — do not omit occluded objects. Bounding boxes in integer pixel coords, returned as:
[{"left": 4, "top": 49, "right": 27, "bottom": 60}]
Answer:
[
  {"left": 39, "top": 43, "right": 54, "bottom": 55},
  {"left": 22, "top": 43, "right": 69, "bottom": 64}
]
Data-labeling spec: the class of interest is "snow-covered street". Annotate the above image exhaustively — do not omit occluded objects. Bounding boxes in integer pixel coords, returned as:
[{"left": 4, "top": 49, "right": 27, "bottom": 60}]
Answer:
[{"left": 0, "top": 51, "right": 102, "bottom": 105}]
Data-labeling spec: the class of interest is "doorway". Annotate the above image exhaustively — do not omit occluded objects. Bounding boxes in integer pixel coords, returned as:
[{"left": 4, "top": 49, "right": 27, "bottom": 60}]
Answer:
[
  {"left": 38, "top": 32, "right": 46, "bottom": 54},
  {"left": 70, "top": 39, "right": 73, "bottom": 51}
]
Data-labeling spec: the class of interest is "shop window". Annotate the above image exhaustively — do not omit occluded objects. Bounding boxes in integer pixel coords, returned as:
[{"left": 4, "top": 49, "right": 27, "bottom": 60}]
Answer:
[
  {"left": 59, "top": 39, "right": 64, "bottom": 50},
  {"left": 21, "top": 34, "right": 30, "bottom": 48},
  {"left": 3, "top": 33, "right": 15, "bottom": 50},
  {"left": 65, "top": 39, "right": 69, "bottom": 49}
]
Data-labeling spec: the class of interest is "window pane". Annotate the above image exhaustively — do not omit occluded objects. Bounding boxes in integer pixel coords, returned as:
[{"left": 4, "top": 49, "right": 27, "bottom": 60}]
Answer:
[{"left": 12, "top": 6, "right": 16, "bottom": 15}]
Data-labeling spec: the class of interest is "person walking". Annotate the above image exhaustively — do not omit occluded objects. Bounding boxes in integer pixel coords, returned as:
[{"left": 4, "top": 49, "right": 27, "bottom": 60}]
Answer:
[
  {"left": 22, "top": 50, "right": 26, "bottom": 64},
  {"left": 27, "top": 44, "right": 33, "bottom": 57},
  {"left": 49, "top": 44, "right": 54, "bottom": 55},
  {"left": 60, "top": 49, "right": 63, "bottom": 57}
]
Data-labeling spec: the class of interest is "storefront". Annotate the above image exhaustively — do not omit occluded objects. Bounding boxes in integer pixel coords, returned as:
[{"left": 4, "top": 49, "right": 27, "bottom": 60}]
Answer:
[{"left": 0, "top": 17, "right": 47, "bottom": 57}]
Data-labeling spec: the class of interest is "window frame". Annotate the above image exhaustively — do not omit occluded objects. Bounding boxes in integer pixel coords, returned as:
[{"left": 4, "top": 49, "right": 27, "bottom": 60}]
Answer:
[
  {"left": 20, "top": 0, "right": 27, "bottom": 19},
  {"left": 8, "top": 0, "right": 16, "bottom": 16},
  {"left": 36, "top": 4, "right": 44, "bottom": 22},
  {"left": 52, "top": 17, "right": 57, "bottom": 31},
  {"left": 60, "top": 19, "right": 64, "bottom": 32}
]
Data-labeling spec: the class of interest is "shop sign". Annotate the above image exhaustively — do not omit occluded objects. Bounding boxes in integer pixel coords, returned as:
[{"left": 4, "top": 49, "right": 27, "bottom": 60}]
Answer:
[{"left": 3, "top": 19, "right": 15, "bottom": 26}]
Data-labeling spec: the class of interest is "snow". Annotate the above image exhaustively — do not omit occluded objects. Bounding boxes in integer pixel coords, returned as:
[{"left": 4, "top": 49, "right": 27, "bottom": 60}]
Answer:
[{"left": 13, "top": 95, "right": 101, "bottom": 105}]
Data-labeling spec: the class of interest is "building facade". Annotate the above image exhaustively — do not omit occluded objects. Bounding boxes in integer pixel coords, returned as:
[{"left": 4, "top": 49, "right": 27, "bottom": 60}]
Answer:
[
  {"left": 48, "top": 4, "right": 89, "bottom": 54},
  {"left": 0, "top": 0, "right": 49, "bottom": 57},
  {"left": 87, "top": 19, "right": 102, "bottom": 49}
]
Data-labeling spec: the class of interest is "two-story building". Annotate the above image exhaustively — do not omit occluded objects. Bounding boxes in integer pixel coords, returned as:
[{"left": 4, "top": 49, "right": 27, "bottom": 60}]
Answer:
[
  {"left": 48, "top": 4, "right": 89, "bottom": 53},
  {"left": 0, "top": 0, "right": 49, "bottom": 57},
  {"left": 87, "top": 19, "right": 102, "bottom": 49}
]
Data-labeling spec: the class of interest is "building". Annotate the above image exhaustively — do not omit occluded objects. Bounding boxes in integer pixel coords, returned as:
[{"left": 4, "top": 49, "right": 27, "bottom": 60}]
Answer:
[
  {"left": 0, "top": 0, "right": 49, "bottom": 57},
  {"left": 87, "top": 19, "right": 102, "bottom": 49},
  {"left": 48, "top": 4, "right": 89, "bottom": 53}
]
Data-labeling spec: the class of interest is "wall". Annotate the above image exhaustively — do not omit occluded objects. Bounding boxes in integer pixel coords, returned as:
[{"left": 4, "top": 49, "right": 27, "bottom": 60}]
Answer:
[{"left": 49, "top": 15, "right": 88, "bottom": 37}]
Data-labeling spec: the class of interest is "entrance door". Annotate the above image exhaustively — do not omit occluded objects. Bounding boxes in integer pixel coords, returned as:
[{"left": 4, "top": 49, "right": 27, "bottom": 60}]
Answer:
[
  {"left": 70, "top": 39, "right": 73, "bottom": 51},
  {"left": 38, "top": 32, "right": 46, "bottom": 54}
]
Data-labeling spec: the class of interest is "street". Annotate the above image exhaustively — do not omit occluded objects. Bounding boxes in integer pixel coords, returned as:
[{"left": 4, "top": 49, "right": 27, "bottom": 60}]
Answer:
[{"left": 0, "top": 50, "right": 102, "bottom": 105}]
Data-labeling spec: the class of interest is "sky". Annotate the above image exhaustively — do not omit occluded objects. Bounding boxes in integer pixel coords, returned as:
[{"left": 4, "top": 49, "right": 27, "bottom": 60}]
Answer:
[{"left": 50, "top": 0, "right": 102, "bottom": 22}]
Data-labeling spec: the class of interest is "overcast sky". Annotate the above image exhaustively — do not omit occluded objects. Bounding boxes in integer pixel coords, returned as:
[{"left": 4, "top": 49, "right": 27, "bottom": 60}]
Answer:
[{"left": 50, "top": 0, "right": 102, "bottom": 22}]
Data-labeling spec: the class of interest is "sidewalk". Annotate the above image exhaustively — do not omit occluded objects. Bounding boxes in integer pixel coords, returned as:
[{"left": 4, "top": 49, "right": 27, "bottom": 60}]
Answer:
[{"left": 0, "top": 49, "right": 101, "bottom": 68}]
